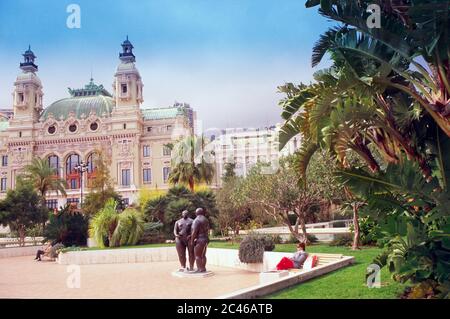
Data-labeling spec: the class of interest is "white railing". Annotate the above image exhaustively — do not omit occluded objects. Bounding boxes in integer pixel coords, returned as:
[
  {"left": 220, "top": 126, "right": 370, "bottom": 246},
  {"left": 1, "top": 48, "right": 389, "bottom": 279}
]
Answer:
[
  {"left": 305, "top": 219, "right": 353, "bottom": 229},
  {"left": 0, "top": 237, "right": 45, "bottom": 248}
]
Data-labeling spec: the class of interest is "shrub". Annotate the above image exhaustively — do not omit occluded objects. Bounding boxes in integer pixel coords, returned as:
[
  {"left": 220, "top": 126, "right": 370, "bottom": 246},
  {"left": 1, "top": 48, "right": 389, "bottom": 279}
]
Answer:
[
  {"left": 329, "top": 233, "right": 353, "bottom": 246},
  {"left": 111, "top": 208, "right": 145, "bottom": 246},
  {"left": 139, "top": 222, "right": 165, "bottom": 244},
  {"left": 44, "top": 206, "right": 89, "bottom": 246},
  {"left": 288, "top": 214, "right": 297, "bottom": 226},
  {"left": 271, "top": 235, "right": 283, "bottom": 244},
  {"left": 238, "top": 234, "right": 275, "bottom": 263},
  {"left": 287, "top": 233, "right": 319, "bottom": 244},
  {"left": 144, "top": 186, "right": 218, "bottom": 237},
  {"left": 26, "top": 224, "right": 44, "bottom": 238},
  {"left": 351, "top": 216, "right": 382, "bottom": 246},
  {"left": 332, "top": 221, "right": 347, "bottom": 228},
  {"left": 261, "top": 235, "right": 275, "bottom": 251},
  {"left": 307, "top": 234, "right": 319, "bottom": 243},
  {"left": 89, "top": 199, "right": 144, "bottom": 248}
]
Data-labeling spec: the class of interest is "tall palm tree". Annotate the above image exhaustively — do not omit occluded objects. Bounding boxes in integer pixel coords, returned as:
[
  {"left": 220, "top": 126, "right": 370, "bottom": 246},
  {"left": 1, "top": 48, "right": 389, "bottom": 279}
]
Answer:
[
  {"left": 168, "top": 135, "right": 215, "bottom": 192},
  {"left": 23, "top": 157, "right": 67, "bottom": 201}
]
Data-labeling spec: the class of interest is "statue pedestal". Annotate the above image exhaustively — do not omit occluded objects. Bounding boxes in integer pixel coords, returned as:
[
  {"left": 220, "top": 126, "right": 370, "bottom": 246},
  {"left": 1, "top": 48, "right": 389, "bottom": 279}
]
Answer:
[{"left": 171, "top": 270, "right": 214, "bottom": 278}]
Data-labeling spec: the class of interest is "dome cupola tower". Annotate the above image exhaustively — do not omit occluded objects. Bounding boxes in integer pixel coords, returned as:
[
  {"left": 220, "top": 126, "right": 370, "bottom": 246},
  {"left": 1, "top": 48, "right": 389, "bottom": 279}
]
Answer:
[
  {"left": 113, "top": 36, "right": 143, "bottom": 109},
  {"left": 12, "top": 46, "right": 43, "bottom": 122}
]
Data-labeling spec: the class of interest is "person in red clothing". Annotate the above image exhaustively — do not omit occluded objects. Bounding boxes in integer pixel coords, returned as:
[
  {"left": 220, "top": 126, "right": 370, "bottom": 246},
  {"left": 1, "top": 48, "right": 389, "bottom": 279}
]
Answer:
[
  {"left": 276, "top": 242, "right": 308, "bottom": 270},
  {"left": 290, "top": 242, "right": 308, "bottom": 268}
]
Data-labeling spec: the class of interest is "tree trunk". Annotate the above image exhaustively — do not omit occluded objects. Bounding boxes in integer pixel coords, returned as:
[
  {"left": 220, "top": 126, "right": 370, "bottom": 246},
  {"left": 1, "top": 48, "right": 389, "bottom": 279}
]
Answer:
[
  {"left": 18, "top": 225, "right": 26, "bottom": 247},
  {"left": 188, "top": 177, "right": 195, "bottom": 192},
  {"left": 300, "top": 218, "right": 308, "bottom": 244},
  {"left": 294, "top": 217, "right": 300, "bottom": 234},
  {"left": 352, "top": 204, "right": 360, "bottom": 250}
]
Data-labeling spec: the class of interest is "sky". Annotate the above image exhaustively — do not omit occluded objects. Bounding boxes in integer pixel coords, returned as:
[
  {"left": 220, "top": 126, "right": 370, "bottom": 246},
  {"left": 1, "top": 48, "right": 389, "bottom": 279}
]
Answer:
[{"left": 0, "top": 0, "right": 333, "bottom": 130}]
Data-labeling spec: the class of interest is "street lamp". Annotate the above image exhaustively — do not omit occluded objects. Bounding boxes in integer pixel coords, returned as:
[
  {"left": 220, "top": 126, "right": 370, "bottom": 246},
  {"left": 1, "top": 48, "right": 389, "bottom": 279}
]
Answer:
[{"left": 75, "top": 160, "right": 89, "bottom": 208}]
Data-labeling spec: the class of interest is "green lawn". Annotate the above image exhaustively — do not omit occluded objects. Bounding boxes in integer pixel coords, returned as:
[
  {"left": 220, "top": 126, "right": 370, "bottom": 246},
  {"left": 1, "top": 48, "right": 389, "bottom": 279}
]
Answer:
[
  {"left": 201, "top": 242, "right": 406, "bottom": 299},
  {"left": 64, "top": 241, "right": 405, "bottom": 298}
]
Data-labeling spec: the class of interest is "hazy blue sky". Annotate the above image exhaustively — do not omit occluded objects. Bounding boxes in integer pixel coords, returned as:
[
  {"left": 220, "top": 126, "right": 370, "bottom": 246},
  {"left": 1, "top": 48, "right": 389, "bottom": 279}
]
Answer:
[{"left": 0, "top": 0, "right": 333, "bottom": 129}]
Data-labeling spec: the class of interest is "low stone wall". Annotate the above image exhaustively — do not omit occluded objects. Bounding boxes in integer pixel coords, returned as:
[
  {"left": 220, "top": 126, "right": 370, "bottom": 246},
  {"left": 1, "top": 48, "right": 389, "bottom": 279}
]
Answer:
[
  {"left": 58, "top": 247, "right": 179, "bottom": 265},
  {"left": 0, "top": 245, "right": 43, "bottom": 259},
  {"left": 57, "top": 247, "right": 286, "bottom": 269},
  {"left": 57, "top": 247, "right": 345, "bottom": 273},
  {"left": 217, "top": 255, "right": 355, "bottom": 299},
  {"left": 206, "top": 248, "right": 294, "bottom": 272}
]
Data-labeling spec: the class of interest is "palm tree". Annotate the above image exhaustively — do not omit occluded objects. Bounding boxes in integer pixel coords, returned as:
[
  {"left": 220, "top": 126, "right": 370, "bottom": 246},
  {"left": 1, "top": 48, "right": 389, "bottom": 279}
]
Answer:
[
  {"left": 169, "top": 135, "right": 215, "bottom": 192},
  {"left": 305, "top": 0, "right": 450, "bottom": 137},
  {"left": 23, "top": 157, "right": 67, "bottom": 202},
  {"left": 279, "top": 57, "right": 432, "bottom": 179},
  {"left": 111, "top": 208, "right": 144, "bottom": 247},
  {"left": 277, "top": 52, "right": 437, "bottom": 249},
  {"left": 89, "top": 198, "right": 119, "bottom": 247},
  {"left": 89, "top": 199, "right": 144, "bottom": 248}
]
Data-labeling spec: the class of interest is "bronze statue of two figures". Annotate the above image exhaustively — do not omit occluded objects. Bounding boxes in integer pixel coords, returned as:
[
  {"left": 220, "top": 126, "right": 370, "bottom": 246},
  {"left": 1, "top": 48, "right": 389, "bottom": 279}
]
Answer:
[{"left": 173, "top": 208, "right": 209, "bottom": 273}]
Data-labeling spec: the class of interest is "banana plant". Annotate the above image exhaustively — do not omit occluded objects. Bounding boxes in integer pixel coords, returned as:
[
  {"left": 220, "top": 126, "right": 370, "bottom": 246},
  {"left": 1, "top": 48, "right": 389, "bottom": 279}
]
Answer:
[{"left": 305, "top": 0, "right": 450, "bottom": 136}]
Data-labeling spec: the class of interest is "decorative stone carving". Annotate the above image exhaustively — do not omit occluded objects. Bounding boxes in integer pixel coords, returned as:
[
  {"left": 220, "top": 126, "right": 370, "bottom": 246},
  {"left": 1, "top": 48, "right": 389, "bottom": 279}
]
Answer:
[{"left": 118, "top": 139, "right": 134, "bottom": 158}]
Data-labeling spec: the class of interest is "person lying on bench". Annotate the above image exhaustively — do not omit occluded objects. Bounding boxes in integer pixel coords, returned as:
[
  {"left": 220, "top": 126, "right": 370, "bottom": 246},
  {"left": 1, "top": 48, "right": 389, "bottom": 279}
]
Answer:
[{"left": 290, "top": 242, "right": 308, "bottom": 269}]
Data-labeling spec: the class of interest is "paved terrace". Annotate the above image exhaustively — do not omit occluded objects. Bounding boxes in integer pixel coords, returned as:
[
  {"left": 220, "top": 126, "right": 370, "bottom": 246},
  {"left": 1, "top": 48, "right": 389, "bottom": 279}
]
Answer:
[{"left": 0, "top": 256, "right": 259, "bottom": 299}]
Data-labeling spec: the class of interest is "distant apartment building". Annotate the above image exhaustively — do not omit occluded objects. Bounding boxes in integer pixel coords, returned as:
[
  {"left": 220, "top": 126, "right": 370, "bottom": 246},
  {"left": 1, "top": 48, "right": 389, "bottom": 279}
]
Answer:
[{"left": 210, "top": 124, "right": 301, "bottom": 184}]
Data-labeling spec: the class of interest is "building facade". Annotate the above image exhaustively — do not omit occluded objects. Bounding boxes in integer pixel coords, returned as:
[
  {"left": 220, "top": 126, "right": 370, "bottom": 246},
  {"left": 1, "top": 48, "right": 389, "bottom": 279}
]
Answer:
[
  {"left": 211, "top": 124, "right": 301, "bottom": 183},
  {"left": 0, "top": 39, "right": 195, "bottom": 207}
]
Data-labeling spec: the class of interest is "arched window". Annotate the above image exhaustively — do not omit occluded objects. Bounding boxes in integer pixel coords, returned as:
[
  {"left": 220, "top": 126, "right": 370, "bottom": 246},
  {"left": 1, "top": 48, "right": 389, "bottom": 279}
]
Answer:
[
  {"left": 87, "top": 153, "right": 98, "bottom": 173},
  {"left": 47, "top": 155, "right": 59, "bottom": 177},
  {"left": 87, "top": 153, "right": 99, "bottom": 188},
  {"left": 66, "top": 154, "right": 80, "bottom": 189}
]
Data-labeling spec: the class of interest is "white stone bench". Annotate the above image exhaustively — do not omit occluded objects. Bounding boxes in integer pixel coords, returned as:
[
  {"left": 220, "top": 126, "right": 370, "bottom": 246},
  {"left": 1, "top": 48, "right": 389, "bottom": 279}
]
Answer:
[{"left": 218, "top": 254, "right": 355, "bottom": 299}]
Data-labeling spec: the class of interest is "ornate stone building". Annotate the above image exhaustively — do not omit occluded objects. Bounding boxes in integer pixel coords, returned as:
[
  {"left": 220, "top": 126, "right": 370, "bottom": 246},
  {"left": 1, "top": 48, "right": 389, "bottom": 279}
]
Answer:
[{"left": 0, "top": 38, "right": 195, "bottom": 208}]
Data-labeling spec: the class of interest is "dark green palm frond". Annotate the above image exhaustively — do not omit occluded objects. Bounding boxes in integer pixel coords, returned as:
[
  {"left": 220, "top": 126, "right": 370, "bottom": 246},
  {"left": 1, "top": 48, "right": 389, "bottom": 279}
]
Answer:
[
  {"left": 292, "top": 141, "right": 319, "bottom": 180},
  {"left": 279, "top": 88, "right": 314, "bottom": 120},
  {"left": 390, "top": 95, "right": 422, "bottom": 132},
  {"left": 319, "top": 28, "right": 426, "bottom": 85},
  {"left": 312, "top": 26, "right": 343, "bottom": 67},
  {"left": 432, "top": 127, "right": 450, "bottom": 191},
  {"left": 313, "top": 0, "right": 413, "bottom": 59},
  {"left": 278, "top": 116, "right": 305, "bottom": 151},
  {"left": 336, "top": 158, "right": 435, "bottom": 200},
  {"left": 277, "top": 82, "right": 306, "bottom": 98},
  {"left": 335, "top": 167, "right": 392, "bottom": 199}
]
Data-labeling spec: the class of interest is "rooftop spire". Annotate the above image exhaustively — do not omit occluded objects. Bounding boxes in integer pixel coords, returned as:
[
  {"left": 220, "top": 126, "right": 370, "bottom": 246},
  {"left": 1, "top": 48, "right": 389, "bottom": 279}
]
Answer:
[
  {"left": 119, "top": 36, "right": 135, "bottom": 63},
  {"left": 20, "top": 46, "right": 38, "bottom": 73},
  {"left": 68, "top": 78, "right": 112, "bottom": 98}
]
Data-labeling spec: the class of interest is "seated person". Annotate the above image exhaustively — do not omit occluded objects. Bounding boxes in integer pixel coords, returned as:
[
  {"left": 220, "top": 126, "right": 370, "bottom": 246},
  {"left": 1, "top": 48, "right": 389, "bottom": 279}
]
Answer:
[
  {"left": 290, "top": 242, "right": 308, "bottom": 269},
  {"left": 276, "top": 242, "right": 309, "bottom": 270},
  {"left": 35, "top": 240, "right": 59, "bottom": 261}
]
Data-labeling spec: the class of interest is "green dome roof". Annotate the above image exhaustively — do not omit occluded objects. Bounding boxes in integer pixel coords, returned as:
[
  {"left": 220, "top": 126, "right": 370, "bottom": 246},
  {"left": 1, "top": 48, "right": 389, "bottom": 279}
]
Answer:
[
  {"left": 41, "top": 79, "right": 114, "bottom": 121},
  {"left": 41, "top": 95, "right": 114, "bottom": 121}
]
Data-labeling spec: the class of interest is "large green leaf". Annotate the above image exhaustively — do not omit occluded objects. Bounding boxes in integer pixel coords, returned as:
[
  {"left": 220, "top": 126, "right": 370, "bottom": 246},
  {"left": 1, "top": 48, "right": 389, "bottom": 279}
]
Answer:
[{"left": 434, "top": 128, "right": 450, "bottom": 191}]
